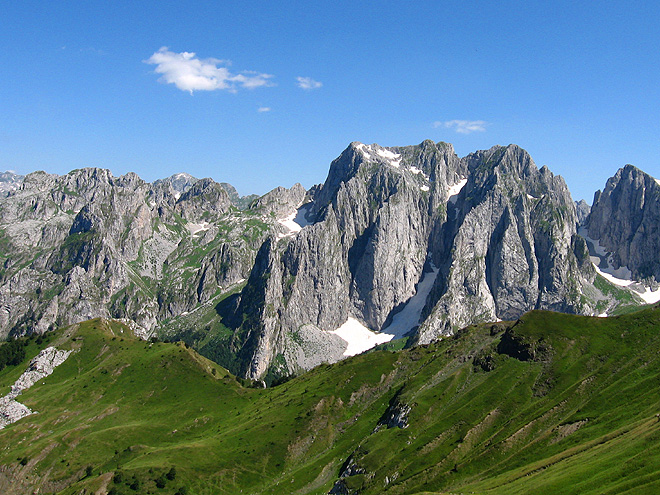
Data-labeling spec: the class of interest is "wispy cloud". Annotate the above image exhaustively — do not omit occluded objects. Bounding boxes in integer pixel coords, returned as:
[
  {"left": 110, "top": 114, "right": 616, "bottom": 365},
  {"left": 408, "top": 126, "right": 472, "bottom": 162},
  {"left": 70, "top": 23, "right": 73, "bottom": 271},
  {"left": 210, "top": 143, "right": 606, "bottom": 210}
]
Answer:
[
  {"left": 434, "top": 120, "right": 489, "bottom": 134},
  {"left": 258, "top": 107, "right": 271, "bottom": 112},
  {"left": 145, "top": 47, "right": 273, "bottom": 94},
  {"left": 296, "top": 76, "right": 322, "bottom": 90}
]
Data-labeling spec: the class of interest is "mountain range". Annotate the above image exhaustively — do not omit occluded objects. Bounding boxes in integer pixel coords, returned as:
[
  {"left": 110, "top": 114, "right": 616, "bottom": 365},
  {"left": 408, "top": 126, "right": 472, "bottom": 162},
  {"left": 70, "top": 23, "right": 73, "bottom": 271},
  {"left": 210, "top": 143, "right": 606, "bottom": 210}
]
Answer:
[{"left": 1, "top": 140, "right": 659, "bottom": 382}]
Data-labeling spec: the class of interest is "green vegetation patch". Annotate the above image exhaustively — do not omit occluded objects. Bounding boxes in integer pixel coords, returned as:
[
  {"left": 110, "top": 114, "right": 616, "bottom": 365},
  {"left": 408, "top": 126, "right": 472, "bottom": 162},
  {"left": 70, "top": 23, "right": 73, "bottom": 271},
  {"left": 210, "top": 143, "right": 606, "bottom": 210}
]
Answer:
[{"left": 2, "top": 308, "right": 660, "bottom": 494}]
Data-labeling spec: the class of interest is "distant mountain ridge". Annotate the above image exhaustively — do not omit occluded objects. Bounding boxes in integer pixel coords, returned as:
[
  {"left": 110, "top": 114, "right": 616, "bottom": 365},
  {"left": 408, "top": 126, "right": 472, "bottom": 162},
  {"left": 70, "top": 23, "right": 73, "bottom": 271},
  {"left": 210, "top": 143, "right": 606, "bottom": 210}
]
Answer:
[
  {"left": 1, "top": 142, "right": 659, "bottom": 381},
  {"left": 0, "top": 171, "right": 23, "bottom": 197},
  {"left": 0, "top": 167, "right": 304, "bottom": 343},
  {"left": 587, "top": 164, "right": 660, "bottom": 282}
]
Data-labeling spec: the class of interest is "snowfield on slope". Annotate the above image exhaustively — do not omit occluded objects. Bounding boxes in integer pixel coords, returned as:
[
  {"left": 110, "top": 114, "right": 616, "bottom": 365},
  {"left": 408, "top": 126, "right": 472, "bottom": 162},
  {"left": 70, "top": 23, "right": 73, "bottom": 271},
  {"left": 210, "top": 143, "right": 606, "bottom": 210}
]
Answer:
[
  {"left": 278, "top": 203, "right": 313, "bottom": 238},
  {"left": 330, "top": 263, "right": 441, "bottom": 355},
  {"left": 579, "top": 227, "right": 660, "bottom": 305}
]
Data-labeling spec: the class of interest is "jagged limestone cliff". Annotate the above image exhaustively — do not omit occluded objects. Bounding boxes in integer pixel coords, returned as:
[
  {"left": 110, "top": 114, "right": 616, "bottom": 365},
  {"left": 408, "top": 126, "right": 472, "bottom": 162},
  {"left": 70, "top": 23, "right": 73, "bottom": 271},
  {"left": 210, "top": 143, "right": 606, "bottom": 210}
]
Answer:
[
  {"left": 228, "top": 141, "right": 600, "bottom": 379},
  {"left": 587, "top": 164, "right": 660, "bottom": 282},
  {"left": 0, "top": 169, "right": 300, "bottom": 340},
  {"left": 2, "top": 141, "right": 652, "bottom": 381}
]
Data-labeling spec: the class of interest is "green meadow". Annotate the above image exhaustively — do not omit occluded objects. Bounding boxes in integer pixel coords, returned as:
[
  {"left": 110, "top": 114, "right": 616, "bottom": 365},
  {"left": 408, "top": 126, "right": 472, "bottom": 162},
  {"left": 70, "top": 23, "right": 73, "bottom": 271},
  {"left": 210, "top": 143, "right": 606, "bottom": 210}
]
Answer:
[{"left": 0, "top": 307, "right": 659, "bottom": 494}]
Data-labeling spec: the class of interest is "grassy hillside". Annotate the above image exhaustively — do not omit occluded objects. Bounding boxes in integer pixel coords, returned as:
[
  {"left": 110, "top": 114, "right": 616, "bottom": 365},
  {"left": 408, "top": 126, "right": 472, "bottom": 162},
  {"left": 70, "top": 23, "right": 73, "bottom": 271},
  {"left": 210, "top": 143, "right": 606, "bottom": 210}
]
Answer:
[{"left": 0, "top": 309, "right": 659, "bottom": 494}]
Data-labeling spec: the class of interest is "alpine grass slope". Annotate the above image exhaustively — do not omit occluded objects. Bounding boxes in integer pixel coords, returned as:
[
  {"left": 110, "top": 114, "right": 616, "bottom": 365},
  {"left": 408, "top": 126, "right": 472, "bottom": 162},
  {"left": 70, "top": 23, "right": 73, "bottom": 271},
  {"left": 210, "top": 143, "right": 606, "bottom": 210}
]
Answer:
[{"left": 0, "top": 306, "right": 659, "bottom": 494}]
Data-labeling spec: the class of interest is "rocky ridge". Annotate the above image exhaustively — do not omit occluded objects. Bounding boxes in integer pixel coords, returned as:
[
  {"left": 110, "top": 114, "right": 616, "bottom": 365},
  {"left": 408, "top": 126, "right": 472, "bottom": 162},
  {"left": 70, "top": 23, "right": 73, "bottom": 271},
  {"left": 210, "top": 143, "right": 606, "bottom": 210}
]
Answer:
[
  {"left": 587, "top": 165, "right": 660, "bottom": 283},
  {"left": 225, "top": 141, "right": 615, "bottom": 379},
  {"left": 0, "top": 346, "right": 73, "bottom": 429},
  {"left": 1, "top": 141, "right": 656, "bottom": 381},
  {"left": 0, "top": 169, "right": 302, "bottom": 342},
  {"left": 0, "top": 172, "right": 23, "bottom": 197}
]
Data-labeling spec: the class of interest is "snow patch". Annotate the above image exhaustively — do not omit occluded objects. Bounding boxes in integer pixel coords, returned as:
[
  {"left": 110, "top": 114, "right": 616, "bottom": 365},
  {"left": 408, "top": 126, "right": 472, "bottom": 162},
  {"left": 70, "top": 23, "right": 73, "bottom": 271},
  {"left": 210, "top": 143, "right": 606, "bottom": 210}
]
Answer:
[
  {"left": 579, "top": 226, "right": 660, "bottom": 303},
  {"left": 381, "top": 263, "right": 440, "bottom": 339},
  {"left": 593, "top": 264, "right": 634, "bottom": 286},
  {"left": 355, "top": 143, "right": 402, "bottom": 167},
  {"left": 410, "top": 166, "right": 422, "bottom": 174},
  {"left": 277, "top": 203, "right": 312, "bottom": 239},
  {"left": 580, "top": 227, "right": 634, "bottom": 284},
  {"left": 527, "top": 194, "right": 539, "bottom": 200},
  {"left": 635, "top": 286, "right": 660, "bottom": 304},
  {"left": 377, "top": 148, "right": 401, "bottom": 161},
  {"left": 420, "top": 185, "right": 430, "bottom": 192},
  {"left": 330, "top": 318, "right": 393, "bottom": 357},
  {"left": 278, "top": 211, "right": 303, "bottom": 234},
  {"left": 448, "top": 178, "right": 468, "bottom": 203},
  {"left": 656, "top": 178, "right": 660, "bottom": 186},
  {"left": 329, "top": 263, "right": 441, "bottom": 356}
]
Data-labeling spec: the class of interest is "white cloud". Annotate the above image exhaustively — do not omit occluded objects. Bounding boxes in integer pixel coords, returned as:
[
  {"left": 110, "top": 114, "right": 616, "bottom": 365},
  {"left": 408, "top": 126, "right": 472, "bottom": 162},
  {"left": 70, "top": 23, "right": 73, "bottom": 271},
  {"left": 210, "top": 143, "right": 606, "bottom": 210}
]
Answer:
[
  {"left": 296, "top": 76, "right": 322, "bottom": 90},
  {"left": 145, "top": 47, "right": 273, "bottom": 94},
  {"left": 258, "top": 107, "right": 271, "bottom": 112},
  {"left": 434, "top": 120, "right": 489, "bottom": 134}
]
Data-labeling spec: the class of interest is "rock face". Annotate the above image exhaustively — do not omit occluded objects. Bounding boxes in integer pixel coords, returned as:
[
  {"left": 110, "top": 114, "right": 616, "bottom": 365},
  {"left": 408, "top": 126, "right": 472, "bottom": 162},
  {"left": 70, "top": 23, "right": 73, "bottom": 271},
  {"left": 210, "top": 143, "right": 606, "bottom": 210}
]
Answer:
[
  {"left": 575, "top": 199, "right": 591, "bottom": 227},
  {"left": 416, "top": 145, "right": 593, "bottom": 343},
  {"left": 0, "top": 168, "right": 300, "bottom": 340},
  {"left": 0, "top": 172, "right": 23, "bottom": 197},
  {"left": 586, "top": 165, "right": 660, "bottom": 282},
  {"left": 0, "top": 346, "right": 73, "bottom": 429},
  {"left": 2, "top": 142, "right": 650, "bottom": 382},
  {"left": 219, "top": 183, "right": 259, "bottom": 210},
  {"left": 227, "top": 141, "right": 599, "bottom": 379},
  {"left": 153, "top": 172, "right": 198, "bottom": 197}
]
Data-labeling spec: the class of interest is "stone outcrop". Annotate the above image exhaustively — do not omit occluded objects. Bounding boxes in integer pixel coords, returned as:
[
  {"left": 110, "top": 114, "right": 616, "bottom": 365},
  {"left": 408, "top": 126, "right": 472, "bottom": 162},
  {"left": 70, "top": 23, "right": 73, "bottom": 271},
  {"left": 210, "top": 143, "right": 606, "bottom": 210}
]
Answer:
[
  {"left": 0, "top": 346, "right": 73, "bottom": 429},
  {"left": 586, "top": 165, "right": 660, "bottom": 281},
  {"left": 377, "top": 398, "right": 411, "bottom": 429}
]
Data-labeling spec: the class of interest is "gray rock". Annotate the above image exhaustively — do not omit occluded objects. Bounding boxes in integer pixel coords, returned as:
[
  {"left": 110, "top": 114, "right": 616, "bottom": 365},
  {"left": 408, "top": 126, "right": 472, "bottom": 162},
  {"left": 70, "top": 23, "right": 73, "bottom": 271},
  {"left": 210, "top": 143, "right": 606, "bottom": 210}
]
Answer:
[
  {"left": 417, "top": 145, "right": 594, "bottom": 343},
  {"left": 153, "top": 172, "right": 198, "bottom": 196},
  {"left": 0, "top": 346, "right": 73, "bottom": 429},
  {"left": 586, "top": 165, "right": 660, "bottom": 281},
  {"left": 0, "top": 171, "right": 24, "bottom": 197},
  {"left": 230, "top": 141, "right": 597, "bottom": 378},
  {"left": 220, "top": 182, "right": 259, "bottom": 210},
  {"left": 575, "top": 199, "right": 591, "bottom": 226},
  {"left": 0, "top": 142, "right": 648, "bottom": 382},
  {"left": 0, "top": 166, "right": 286, "bottom": 340}
]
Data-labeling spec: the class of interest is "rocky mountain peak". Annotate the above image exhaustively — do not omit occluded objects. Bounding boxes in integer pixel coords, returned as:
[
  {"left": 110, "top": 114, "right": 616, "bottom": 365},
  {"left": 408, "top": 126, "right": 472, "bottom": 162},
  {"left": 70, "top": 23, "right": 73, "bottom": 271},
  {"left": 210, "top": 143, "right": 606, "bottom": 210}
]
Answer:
[
  {"left": 154, "top": 172, "right": 198, "bottom": 196},
  {"left": 575, "top": 199, "right": 591, "bottom": 226},
  {"left": 1, "top": 139, "right": 653, "bottom": 384},
  {"left": 251, "top": 183, "right": 306, "bottom": 218},
  {"left": 0, "top": 171, "right": 24, "bottom": 196},
  {"left": 21, "top": 171, "right": 58, "bottom": 192},
  {"left": 222, "top": 140, "right": 604, "bottom": 379},
  {"left": 586, "top": 164, "right": 660, "bottom": 281},
  {"left": 175, "top": 178, "right": 232, "bottom": 220},
  {"left": 219, "top": 183, "right": 259, "bottom": 210}
]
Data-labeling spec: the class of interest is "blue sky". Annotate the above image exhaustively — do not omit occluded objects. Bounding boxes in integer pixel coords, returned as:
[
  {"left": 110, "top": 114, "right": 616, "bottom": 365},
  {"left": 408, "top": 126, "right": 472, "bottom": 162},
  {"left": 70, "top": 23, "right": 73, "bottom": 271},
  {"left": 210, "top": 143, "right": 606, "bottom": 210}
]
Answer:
[{"left": 1, "top": 1, "right": 659, "bottom": 201}]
